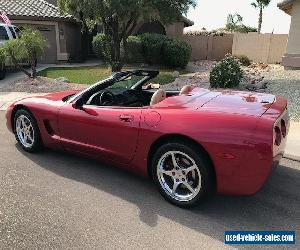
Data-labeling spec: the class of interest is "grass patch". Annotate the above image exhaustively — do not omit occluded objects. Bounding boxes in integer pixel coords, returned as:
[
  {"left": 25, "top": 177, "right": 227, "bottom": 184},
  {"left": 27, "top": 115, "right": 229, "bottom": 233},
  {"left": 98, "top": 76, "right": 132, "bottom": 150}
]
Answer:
[
  {"left": 38, "top": 66, "right": 112, "bottom": 85},
  {"left": 38, "top": 66, "right": 187, "bottom": 85}
]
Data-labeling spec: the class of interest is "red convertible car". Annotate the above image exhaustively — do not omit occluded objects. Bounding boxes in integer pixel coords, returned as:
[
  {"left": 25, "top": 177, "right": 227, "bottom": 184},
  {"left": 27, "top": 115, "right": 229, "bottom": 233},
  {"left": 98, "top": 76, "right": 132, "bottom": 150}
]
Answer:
[{"left": 6, "top": 70, "right": 289, "bottom": 207}]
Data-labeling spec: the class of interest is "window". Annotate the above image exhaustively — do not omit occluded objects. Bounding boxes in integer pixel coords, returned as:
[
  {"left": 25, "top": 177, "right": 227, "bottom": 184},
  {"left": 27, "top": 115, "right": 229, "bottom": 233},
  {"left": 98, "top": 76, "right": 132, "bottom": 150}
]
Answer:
[
  {"left": 0, "top": 26, "right": 9, "bottom": 40},
  {"left": 9, "top": 27, "right": 16, "bottom": 39},
  {"left": 13, "top": 26, "right": 21, "bottom": 37}
]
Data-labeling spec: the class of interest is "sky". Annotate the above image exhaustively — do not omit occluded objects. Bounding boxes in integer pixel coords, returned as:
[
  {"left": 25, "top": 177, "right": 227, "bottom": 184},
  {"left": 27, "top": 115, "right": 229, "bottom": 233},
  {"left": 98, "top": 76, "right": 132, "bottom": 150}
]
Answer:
[{"left": 185, "top": 0, "right": 291, "bottom": 34}]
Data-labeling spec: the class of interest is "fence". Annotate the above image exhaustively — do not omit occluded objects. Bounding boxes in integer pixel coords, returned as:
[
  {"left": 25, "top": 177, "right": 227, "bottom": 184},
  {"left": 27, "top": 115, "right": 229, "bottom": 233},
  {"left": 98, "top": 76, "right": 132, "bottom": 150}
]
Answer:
[
  {"left": 183, "top": 34, "right": 233, "bottom": 61},
  {"left": 182, "top": 32, "right": 288, "bottom": 64},
  {"left": 232, "top": 33, "right": 288, "bottom": 64}
]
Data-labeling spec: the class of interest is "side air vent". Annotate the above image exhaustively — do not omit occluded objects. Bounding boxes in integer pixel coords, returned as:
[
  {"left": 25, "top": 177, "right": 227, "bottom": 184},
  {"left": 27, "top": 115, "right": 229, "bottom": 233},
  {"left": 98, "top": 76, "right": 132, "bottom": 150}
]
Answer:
[
  {"left": 43, "top": 120, "right": 54, "bottom": 136},
  {"left": 274, "top": 126, "right": 282, "bottom": 146}
]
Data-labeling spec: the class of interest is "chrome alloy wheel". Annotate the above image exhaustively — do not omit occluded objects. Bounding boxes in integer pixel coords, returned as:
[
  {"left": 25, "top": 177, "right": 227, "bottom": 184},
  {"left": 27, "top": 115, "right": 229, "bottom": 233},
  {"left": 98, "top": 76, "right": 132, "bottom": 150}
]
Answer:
[
  {"left": 157, "top": 151, "right": 202, "bottom": 202},
  {"left": 15, "top": 115, "right": 35, "bottom": 148}
]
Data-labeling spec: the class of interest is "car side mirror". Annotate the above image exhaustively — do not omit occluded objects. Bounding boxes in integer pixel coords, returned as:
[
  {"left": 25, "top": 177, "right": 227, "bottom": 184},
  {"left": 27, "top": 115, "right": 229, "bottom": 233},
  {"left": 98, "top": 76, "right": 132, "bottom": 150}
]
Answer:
[{"left": 72, "top": 98, "right": 84, "bottom": 109}]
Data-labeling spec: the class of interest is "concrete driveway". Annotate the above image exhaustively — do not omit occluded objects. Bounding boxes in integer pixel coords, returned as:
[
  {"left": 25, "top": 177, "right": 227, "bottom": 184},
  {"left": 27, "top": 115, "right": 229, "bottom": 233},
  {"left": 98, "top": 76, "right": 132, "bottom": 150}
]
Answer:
[{"left": 0, "top": 111, "right": 299, "bottom": 249}]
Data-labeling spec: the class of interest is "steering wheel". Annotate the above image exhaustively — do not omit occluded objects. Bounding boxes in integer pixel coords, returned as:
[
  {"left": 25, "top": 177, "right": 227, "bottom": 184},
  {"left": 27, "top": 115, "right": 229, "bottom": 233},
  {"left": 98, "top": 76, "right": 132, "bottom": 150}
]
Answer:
[
  {"left": 86, "top": 90, "right": 116, "bottom": 106},
  {"left": 99, "top": 90, "right": 116, "bottom": 105}
]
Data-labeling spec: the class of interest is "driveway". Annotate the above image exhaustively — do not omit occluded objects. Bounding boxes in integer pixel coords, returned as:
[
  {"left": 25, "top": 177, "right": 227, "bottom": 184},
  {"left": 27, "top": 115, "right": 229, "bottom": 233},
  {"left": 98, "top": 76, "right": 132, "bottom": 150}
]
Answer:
[{"left": 0, "top": 111, "right": 299, "bottom": 249}]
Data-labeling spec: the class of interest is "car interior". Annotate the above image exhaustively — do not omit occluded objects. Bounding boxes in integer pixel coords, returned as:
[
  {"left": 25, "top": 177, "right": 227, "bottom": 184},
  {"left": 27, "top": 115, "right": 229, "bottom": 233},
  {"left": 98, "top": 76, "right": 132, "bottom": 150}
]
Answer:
[{"left": 72, "top": 70, "right": 194, "bottom": 108}]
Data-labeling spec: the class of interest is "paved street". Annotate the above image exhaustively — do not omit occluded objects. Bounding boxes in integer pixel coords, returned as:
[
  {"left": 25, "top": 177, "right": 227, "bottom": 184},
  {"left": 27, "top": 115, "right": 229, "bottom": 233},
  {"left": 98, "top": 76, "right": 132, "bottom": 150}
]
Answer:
[{"left": 0, "top": 111, "right": 299, "bottom": 249}]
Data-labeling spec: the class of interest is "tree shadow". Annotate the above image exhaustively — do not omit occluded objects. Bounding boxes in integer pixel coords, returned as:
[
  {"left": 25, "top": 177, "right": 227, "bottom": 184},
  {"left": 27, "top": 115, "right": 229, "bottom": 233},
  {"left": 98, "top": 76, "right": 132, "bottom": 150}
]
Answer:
[{"left": 16, "top": 146, "right": 300, "bottom": 248}]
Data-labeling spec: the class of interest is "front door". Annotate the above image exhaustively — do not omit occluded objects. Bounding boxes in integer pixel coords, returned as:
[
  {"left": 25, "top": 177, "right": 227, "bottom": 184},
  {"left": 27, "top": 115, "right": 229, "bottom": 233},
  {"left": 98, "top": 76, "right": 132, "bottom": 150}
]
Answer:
[{"left": 58, "top": 103, "right": 142, "bottom": 164}]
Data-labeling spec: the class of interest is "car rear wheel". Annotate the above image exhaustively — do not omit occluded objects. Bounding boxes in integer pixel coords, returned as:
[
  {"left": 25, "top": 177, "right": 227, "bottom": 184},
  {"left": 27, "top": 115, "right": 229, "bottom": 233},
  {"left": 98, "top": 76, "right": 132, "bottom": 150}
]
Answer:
[
  {"left": 151, "top": 142, "right": 214, "bottom": 207},
  {"left": 14, "top": 109, "right": 43, "bottom": 152}
]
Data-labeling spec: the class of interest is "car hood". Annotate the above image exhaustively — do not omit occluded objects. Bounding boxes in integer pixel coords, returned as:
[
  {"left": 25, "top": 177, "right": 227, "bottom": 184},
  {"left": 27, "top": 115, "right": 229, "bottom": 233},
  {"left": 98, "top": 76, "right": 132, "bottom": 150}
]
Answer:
[
  {"left": 35, "top": 90, "right": 81, "bottom": 101},
  {"left": 158, "top": 88, "right": 276, "bottom": 117}
]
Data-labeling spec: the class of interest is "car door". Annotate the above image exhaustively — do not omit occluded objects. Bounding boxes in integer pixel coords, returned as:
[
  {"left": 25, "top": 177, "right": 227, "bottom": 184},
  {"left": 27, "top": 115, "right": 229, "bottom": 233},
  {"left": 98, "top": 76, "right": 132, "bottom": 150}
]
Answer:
[{"left": 57, "top": 103, "right": 142, "bottom": 165}]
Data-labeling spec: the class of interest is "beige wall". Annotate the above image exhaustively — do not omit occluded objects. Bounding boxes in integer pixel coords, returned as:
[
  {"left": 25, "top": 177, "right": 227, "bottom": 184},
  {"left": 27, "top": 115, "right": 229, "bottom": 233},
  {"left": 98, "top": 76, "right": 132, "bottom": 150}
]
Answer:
[
  {"left": 165, "top": 22, "right": 185, "bottom": 37},
  {"left": 183, "top": 34, "right": 233, "bottom": 61},
  {"left": 282, "top": 0, "right": 300, "bottom": 68},
  {"left": 232, "top": 33, "right": 288, "bottom": 63},
  {"left": 286, "top": 0, "right": 300, "bottom": 54}
]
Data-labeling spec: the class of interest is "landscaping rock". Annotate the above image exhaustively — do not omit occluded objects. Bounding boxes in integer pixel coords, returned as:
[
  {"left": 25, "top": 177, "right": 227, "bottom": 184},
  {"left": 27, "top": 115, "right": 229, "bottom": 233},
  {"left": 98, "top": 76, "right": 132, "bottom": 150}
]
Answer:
[
  {"left": 56, "top": 77, "right": 70, "bottom": 83},
  {"left": 256, "top": 80, "right": 268, "bottom": 89},
  {"left": 172, "top": 71, "right": 180, "bottom": 78},
  {"left": 0, "top": 76, "right": 86, "bottom": 93},
  {"left": 245, "top": 83, "right": 257, "bottom": 91}
]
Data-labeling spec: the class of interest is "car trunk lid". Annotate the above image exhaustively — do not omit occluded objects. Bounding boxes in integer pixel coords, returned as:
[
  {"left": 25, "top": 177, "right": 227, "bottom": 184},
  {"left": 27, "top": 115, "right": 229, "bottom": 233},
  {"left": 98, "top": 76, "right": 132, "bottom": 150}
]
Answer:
[{"left": 198, "top": 89, "right": 276, "bottom": 117}]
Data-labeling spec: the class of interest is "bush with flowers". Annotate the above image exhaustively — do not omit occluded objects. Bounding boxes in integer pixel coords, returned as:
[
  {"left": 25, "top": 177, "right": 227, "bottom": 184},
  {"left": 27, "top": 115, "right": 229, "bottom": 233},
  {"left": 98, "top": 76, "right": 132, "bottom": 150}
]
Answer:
[{"left": 210, "top": 54, "right": 243, "bottom": 88}]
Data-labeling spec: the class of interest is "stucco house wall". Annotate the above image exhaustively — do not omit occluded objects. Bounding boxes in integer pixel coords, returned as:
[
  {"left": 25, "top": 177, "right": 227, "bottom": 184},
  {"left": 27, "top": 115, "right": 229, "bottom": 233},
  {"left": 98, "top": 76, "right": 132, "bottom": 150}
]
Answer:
[
  {"left": 0, "top": 0, "right": 81, "bottom": 64},
  {"left": 278, "top": 0, "right": 300, "bottom": 68}
]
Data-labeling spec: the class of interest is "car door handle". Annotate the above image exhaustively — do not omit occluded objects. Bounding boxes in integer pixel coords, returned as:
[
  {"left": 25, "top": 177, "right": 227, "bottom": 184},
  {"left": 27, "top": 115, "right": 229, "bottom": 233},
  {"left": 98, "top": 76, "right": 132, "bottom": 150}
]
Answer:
[{"left": 119, "top": 114, "right": 134, "bottom": 122}]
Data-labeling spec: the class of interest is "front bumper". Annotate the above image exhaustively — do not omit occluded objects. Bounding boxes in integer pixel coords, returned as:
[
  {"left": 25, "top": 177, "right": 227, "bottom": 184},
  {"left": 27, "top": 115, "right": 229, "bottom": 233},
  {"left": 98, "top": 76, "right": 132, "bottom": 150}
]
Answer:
[{"left": 5, "top": 105, "right": 14, "bottom": 133}]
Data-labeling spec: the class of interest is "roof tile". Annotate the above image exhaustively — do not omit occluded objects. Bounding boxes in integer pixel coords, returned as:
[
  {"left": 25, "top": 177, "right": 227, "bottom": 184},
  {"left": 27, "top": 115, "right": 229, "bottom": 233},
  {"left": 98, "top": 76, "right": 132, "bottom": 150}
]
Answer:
[{"left": 0, "top": 0, "right": 73, "bottom": 20}]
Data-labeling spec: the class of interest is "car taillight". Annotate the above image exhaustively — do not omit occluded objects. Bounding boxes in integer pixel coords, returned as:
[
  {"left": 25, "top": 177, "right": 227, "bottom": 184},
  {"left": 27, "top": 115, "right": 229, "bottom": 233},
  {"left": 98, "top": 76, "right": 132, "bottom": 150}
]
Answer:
[
  {"left": 274, "top": 126, "right": 281, "bottom": 146},
  {"left": 281, "top": 119, "right": 287, "bottom": 138}
]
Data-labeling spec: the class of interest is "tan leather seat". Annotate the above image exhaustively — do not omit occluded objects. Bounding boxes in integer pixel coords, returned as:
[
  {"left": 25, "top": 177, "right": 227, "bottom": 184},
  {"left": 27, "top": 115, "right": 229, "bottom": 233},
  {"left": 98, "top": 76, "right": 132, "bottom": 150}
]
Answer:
[
  {"left": 150, "top": 89, "right": 167, "bottom": 106},
  {"left": 179, "top": 85, "right": 194, "bottom": 95}
]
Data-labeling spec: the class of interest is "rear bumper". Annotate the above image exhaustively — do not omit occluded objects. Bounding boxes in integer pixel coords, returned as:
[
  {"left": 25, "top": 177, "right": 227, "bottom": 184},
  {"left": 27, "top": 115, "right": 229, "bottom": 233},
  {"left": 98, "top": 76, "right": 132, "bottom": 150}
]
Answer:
[
  {"left": 216, "top": 96, "right": 289, "bottom": 196},
  {"left": 216, "top": 154, "right": 282, "bottom": 195}
]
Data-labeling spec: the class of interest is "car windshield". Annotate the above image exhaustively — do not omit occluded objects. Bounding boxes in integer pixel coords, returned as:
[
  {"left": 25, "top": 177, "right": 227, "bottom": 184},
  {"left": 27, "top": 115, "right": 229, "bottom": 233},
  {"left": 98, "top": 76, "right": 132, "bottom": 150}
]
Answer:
[{"left": 108, "top": 75, "right": 146, "bottom": 89}]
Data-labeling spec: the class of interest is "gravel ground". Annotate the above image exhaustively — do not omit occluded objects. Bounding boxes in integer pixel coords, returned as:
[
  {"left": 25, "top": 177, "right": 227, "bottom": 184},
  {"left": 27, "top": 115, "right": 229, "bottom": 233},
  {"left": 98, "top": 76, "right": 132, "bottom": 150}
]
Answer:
[
  {"left": 0, "top": 76, "right": 86, "bottom": 93},
  {"left": 263, "top": 66, "right": 300, "bottom": 122}
]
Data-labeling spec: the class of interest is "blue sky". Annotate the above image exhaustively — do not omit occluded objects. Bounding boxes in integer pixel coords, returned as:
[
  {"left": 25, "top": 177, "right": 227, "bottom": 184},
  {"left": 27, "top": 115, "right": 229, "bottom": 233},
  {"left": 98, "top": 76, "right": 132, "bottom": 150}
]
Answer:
[{"left": 186, "top": 0, "right": 291, "bottom": 34}]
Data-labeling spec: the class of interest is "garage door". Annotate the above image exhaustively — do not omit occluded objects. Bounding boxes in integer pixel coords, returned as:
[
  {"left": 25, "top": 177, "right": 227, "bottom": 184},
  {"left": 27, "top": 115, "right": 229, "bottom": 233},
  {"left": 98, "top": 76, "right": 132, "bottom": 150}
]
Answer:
[
  {"left": 36, "top": 25, "right": 57, "bottom": 63},
  {"left": 15, "top": 23, "right": 58, "bottom": 64}
]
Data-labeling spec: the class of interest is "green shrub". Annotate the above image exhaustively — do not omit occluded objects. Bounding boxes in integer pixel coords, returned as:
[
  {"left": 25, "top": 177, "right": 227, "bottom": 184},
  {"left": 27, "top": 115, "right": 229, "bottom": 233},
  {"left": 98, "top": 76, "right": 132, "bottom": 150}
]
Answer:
[
  {"left": 210, "top": 54, "right": 243, "bottom": 88},
  {"left": 126, "top": 36, "right": 144, "bottom": 63},
  {"left": 92, "top": 33, "right": 111, "bottom": 62},
  {"left": 2, "top": 27, "right": 48, "bottom": 78},
  {"left": 140, "top": 33, "right": 169, "bottom": 65},
  {"left": 235, "top": 54, "right": 251, "bottom": 66},
  {"left": 163, "top": 38, "right": 192, "bottom": 68}
]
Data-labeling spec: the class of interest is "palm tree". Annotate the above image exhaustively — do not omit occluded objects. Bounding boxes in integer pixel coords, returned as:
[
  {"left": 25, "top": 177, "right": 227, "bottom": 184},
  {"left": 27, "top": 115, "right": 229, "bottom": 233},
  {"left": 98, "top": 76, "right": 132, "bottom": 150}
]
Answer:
[{"left": 251, "top": 0, "right": 271, "bottom": 33}]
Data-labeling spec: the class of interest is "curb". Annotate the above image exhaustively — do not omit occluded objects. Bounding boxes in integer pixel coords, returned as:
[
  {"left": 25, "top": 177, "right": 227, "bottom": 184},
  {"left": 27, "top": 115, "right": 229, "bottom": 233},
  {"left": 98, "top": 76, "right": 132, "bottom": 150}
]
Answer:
[{"left": 284, "top": 154, "right": 300, "bottom": 162}]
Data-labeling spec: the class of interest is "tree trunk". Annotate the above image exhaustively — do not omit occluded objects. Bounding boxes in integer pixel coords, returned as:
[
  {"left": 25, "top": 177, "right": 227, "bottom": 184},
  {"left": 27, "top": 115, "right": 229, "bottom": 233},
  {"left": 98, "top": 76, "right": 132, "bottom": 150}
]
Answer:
[
  {"left": 123, "top": 38, "right": 128, "bottom": 63},
  {"left": 258, "top": 6, "right": 263, "bottom": 34},
  {"left": 31, "top": 60, "right": 37, "bottom": 78},
  {"left": 111, "top": 40, "right": 123, "bottom": 72}
]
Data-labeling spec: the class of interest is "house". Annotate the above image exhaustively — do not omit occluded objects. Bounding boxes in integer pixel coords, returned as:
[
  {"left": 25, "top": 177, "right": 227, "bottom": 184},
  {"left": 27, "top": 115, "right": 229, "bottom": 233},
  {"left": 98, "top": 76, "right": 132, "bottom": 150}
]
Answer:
[
  {"left": 0, "top": 0, "right": 193, "bottom": 63},
  {"left": 44, "top": 0, "right": 194, "bottom": 55},
  {"left": 134, "top": 17, "right": 194, "bottom": 37},
  {"left": 0, "top": 0, "right": 81, "bottom": 63},
  {"left": 278, "top": 0, "right": 300, "bottom": 69}
]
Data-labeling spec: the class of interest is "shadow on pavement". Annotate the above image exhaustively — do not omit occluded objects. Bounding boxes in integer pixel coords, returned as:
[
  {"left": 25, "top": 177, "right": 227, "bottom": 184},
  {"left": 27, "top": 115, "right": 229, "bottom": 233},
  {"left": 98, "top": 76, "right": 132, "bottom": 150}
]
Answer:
[{"left": 16, "top": 145, "right": 300, "bottom": 248}]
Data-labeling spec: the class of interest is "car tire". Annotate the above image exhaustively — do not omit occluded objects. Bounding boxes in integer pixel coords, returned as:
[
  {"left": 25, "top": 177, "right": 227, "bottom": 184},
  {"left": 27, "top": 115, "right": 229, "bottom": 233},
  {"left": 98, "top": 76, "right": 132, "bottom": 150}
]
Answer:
[
  {"left": 14, "top": 109, "right": 43, "bottom": 153},
  {"left": 151, "top": 142, "right": 215, "bottom": 208}
]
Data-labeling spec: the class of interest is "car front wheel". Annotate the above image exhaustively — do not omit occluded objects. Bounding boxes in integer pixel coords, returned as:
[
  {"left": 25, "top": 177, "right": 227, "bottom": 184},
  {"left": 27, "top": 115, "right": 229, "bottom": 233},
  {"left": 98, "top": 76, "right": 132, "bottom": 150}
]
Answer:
[
  {"left": 14, "top": 109, "right": 43, "bottom": 152},
  {"left": 151, "top": 142, "right": 214, "bottom": 208}
]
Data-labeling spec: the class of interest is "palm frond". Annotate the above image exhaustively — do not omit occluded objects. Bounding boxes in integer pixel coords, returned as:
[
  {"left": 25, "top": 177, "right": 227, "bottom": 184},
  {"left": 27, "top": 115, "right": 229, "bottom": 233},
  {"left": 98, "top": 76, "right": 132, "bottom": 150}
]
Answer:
[{"left": 251, "top": 2, "right": 258, "bottom": 8}]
